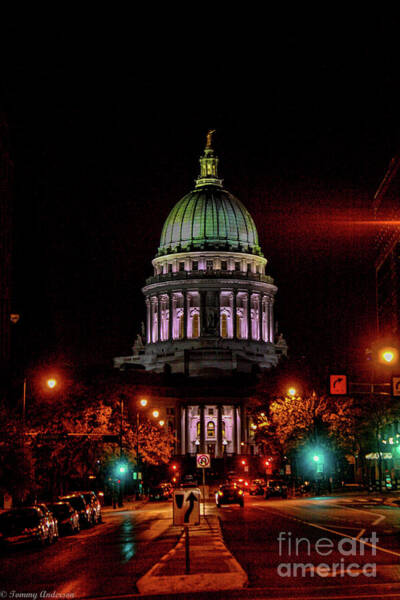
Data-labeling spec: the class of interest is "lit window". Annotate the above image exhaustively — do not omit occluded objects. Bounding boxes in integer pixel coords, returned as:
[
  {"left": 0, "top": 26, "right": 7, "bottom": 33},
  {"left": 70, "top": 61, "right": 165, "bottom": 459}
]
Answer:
[
  {"left": 192, "top": 313, "right": 199, "bottom": 338},
  {"left": 236, "top": 314, "right": 242, "bottom": 339},
  {"left": 179, "top": 315, "right": 184, "bottom": 339},
  {"left": 197, "top": 421, "right": 200, "bottom": 437},
  {"left": 221, "top": 313, "right": 228, "bottom": 338},
  {"left": 207, "top": 421, "right": 215, "bottom": 437}
]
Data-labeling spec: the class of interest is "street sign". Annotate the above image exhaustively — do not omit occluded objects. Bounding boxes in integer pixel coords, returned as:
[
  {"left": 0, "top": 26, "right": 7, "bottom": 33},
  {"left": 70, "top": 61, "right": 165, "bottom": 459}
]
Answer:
[
  {"left": 196, "top": 453, "right": 211, "bottom": 468},
  {"left": 392, "top": 376, "right": 400, "bottom": 397},
  {"left": 173, "top": 488, "right": 201, "bottom": 526},
  {"left": 329, "top": 374, "right": 347, "bottom": 395}
]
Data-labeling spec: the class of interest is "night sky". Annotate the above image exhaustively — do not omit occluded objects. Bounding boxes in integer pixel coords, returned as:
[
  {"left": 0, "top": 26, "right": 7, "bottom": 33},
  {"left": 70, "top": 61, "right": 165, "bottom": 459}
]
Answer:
[{"left": 1, "top": 17, "right": 399, "bottom": 379}]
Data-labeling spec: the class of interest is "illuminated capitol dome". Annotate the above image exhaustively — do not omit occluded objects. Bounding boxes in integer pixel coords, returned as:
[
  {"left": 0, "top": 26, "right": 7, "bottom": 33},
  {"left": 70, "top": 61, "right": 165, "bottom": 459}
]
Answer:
[{"left": 115, "top": 131, "right": 286, "bottom": 376}]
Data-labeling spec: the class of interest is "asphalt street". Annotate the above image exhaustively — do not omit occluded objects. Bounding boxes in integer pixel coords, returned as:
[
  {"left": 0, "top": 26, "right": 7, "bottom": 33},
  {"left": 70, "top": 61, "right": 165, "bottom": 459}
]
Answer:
[
  {"left": 0, "top": 502, "right": 180, "bottom": 598},
  {"left": 217, "top": 493, "right": 400, "bottom": 595},
  {"left": 2, "top": 494, "right": 400, "bottom": 599}
]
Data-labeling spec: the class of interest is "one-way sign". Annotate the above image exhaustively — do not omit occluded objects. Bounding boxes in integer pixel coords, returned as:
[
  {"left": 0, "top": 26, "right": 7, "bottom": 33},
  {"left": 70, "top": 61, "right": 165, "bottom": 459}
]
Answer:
[{"left": 173, "top": 488, "right": 201, "bottom": 526}]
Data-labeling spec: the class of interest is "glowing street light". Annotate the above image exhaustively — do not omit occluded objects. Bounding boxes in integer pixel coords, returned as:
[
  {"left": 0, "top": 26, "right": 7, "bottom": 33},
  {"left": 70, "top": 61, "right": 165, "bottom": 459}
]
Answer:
[
  {"left": 288, "top": 387, "right": 296, "bottom": 397},
  {"left": 159, "top": 420, "right": 165, "bottom": 426},
  {"left": 152, "top": 410, "right": 160, "bottom": 419},
  {"left": 47, "top": 378, "right": 57, "bottom": 389},
  {"left": 140, "top": 398, "right": 148, "bottom": 407}
]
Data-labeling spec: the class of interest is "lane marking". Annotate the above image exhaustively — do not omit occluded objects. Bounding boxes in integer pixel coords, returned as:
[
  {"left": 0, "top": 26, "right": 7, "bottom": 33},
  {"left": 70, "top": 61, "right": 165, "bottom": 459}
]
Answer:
[
  {"left": 356, "top": 528, "right": 366, "bottom": 540},
  {"left": 302, "top": 520, "right": 400, "bottom": 558},
  {"left": 258, "top": 505, "right": 400, "bottom": 559}
]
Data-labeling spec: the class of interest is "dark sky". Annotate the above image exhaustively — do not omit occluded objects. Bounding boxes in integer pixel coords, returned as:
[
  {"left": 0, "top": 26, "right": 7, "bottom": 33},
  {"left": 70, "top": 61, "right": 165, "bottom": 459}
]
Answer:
[{"left": 2, "top": 17, "right": 399, "bottom": 377}]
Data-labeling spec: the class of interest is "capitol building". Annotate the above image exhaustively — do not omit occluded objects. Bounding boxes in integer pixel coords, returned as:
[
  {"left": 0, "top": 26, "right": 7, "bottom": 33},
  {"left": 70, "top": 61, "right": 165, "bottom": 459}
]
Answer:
[{"left": 114, "top": 133, "right": 286, "bottom": 461}]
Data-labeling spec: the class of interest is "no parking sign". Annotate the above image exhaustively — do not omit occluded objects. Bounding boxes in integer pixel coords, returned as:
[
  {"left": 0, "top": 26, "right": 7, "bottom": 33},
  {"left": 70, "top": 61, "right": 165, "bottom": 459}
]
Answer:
[{"left": 196, "top": 453, "right": 211, "bottom": 468}]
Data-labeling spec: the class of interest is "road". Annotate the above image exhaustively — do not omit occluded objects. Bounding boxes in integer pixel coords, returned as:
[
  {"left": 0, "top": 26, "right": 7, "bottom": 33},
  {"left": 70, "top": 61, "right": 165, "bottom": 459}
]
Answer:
[
  {"left": 0, "top": 502, "right": 180, "bottom": 598},
  {"left": 2, "top": 494, "right": 400, "bottom": 599},
  {"left": 217, "top": 492, "right": 400, "bottom": 596}
]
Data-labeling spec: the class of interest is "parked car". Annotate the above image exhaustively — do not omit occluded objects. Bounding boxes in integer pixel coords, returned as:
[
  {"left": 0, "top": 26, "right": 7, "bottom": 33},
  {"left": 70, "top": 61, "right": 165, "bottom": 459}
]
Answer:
[
  {"left": 249, "top": 479, "right": 266, "bottom": 496},
  {"left": 215, "top": 483, "right": 244, "bottom": 507},
  {"left": 148, "top": 485, "right": 171, "bottom": 501},
  {"left": 47, "top": 502, "right": 80, "bottom": 535},
  {"left": 265, "top": 479, "right": 288, "bottom": 499},
  {"left": 0, "top": 507, "right": 54, "bottom": 547},
  {"left": 58, "top": 494, "right": 93, "bottom": 528},
  {"left": 37, "top": 503, "right": 59, "bottom": 541},
  {"left": 70, "top": 491, "right": 102, "bottom": 524}
]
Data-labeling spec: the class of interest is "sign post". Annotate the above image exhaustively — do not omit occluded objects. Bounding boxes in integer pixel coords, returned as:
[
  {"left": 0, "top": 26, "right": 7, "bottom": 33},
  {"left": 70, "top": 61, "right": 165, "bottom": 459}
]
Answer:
[
  {"left": 196, "top": 453, "right": 210, "bottom": 516},
  {"left": 173, "top": 487, "right": 201, "bottom": 575}
]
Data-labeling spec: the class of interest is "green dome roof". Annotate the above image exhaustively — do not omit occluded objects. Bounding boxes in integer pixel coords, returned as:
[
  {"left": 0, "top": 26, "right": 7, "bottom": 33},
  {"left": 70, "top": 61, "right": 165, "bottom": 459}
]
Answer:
[{"left": 157, "top": 135, "right": 262, "bottom": 257}]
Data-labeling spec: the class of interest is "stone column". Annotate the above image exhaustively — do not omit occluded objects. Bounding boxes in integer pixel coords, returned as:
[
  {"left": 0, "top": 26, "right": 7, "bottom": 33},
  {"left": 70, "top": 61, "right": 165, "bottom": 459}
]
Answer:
[
  {"left": 183, "top": 290, "right": 188, "bottom": 339},
  {"left": 168, "top": 292, "right": 172, "bottom": 341},
  {"left": 269, "top": 297, "right": 274, "bottom": 342},
  {"left": 240, "top": 404, "right": 247, "bottom": 453},
  {"left": 247, "top": 292, "right": 251, "bottom": 340},
  {"left": 258, "top": 293, "right": 262, "bottom": 341},
  {"left": 145, "top": 297, "right": 151, "bottom": 344},
  {"left": 158, "top": 295, "right": 161, "bottom": 342},
  {"left": 234, "top": 406, "right": 239, "bottom": 454},
  {"left": 217, "top": 405, "right": 223, "bottom": 458},
  {"left": 200, "top": 291, "right": 206, "bottom": 336},
  {"left": 199, "top": 405, "right": 205, "bottom": 453},
  {"left": 232, "top": 290, "right": 237, "bottom": 339}
]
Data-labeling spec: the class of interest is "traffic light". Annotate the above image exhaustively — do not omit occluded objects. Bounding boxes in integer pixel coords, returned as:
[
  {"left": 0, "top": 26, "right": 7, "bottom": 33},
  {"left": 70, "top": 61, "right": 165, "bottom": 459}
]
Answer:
[{"left": 115, "top": 462, "right": 128, "bottom": 476}]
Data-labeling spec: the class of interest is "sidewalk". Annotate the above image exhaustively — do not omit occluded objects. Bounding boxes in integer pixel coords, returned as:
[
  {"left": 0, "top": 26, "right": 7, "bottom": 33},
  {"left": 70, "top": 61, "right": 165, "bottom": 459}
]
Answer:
[{"left": 136, "top": 512, "right": 247, "bottom": 595}]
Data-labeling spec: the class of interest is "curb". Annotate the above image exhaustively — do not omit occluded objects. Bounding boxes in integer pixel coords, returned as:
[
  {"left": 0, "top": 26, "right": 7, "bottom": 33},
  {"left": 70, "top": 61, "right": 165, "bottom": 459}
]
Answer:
[{"left": 136, "top": 515, "right": 248, "bottom": 595}]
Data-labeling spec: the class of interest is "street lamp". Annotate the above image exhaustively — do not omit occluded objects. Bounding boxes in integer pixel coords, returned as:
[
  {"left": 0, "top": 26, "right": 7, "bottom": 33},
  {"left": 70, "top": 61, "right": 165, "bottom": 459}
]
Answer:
[
  {"left": 288, "top": 387, "right": 296, "bottom": 397},
  {"left": 46, "top": 378, "right": 57, "bottom": 389}
]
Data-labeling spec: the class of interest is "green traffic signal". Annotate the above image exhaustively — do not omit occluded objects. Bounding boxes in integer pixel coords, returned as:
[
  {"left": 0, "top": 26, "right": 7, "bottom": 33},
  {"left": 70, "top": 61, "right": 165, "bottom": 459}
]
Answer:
[{"left": 116, "top": 463, "right": 128, "bottom": 475}]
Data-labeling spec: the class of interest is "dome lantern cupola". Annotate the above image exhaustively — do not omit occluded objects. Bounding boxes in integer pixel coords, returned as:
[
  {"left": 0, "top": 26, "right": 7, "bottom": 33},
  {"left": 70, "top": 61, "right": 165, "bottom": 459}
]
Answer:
[
  {"left": 158, "top": 131, "right": 263, "bottom": 257},
  {"left": 195, "top": 129, "right": 223, "bottom": 188}
]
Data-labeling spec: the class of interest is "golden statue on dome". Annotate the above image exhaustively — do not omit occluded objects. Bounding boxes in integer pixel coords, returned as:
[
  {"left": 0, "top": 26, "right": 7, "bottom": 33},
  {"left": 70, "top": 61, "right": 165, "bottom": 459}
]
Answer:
[{"left": 206, "top": 129, "right": 216, "bottom": 150}]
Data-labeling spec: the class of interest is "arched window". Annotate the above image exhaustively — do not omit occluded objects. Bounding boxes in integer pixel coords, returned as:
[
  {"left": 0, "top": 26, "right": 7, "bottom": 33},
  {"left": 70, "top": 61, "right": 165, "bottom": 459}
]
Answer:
[
  {"left": 197, "top": 421, "right": 200, "bottom": 438},
  {"left": 192, "top": 313, "right": 199, "bottom": 338},
  {"left": 207, "top": 421, "right": 215, "bottom": 438},
  {"left": 221, "top": 313, "right": 228, "bottom": 338},
  {"left": 222, "top": 420, "right": 226, "bottom": 439}
]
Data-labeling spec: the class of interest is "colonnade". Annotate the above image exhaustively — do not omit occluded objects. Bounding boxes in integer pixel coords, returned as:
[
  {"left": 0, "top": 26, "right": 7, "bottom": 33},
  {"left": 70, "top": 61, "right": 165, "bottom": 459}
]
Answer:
[{"left": 145, "top": 289, "right": 274, "bottom": 344}]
